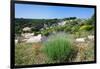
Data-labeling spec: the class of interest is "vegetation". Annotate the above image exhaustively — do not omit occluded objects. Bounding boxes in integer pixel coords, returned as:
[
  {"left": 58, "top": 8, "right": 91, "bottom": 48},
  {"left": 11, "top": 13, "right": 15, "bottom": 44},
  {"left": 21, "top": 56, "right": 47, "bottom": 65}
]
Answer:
[
  {"left": 15, "top": 14, "right": 95, "bottom": 65},
  {"left": 15, "top": 15, "right": 94, "bottom": 37},
  {"left": 42, "top": 33, "right": 77, "bottom": 63},
  {"left": 15, "top": 18, "right": 60, "bottom": 35},
  {"left": 15, "top": 39, "right": 94, "bottom": 65},
  {"left": 15, "top": 43, "right": 35, "bottom": 65}
]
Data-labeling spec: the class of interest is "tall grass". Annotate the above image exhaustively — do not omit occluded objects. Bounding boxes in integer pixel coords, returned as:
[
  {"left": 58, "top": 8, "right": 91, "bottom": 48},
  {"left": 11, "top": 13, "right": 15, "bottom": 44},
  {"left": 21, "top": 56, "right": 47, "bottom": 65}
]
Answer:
[{"left": 42, "top": 32, "right": 77, "bottom": 63}]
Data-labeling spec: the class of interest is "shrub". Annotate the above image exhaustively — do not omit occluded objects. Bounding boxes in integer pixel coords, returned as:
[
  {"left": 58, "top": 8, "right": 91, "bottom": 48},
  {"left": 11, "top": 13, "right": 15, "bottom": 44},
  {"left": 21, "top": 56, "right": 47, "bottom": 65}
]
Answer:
[
  {"left": 75, "top": 31, "right": 89, "bottom": 38},
  {"left": 64, "top": 26, "right": 72, "bottom": 33},
  {"left": 42, "top": 32, "right": 77, "bottom": 63},
  {"left": 79, "top": 25, "right": 93, "bottom": 31},
  {"left": 40, "top": 29, "right": 50, "bottom": 36},
  {"left": 71, "top": 25, "right": 79, "bottom": 33}
]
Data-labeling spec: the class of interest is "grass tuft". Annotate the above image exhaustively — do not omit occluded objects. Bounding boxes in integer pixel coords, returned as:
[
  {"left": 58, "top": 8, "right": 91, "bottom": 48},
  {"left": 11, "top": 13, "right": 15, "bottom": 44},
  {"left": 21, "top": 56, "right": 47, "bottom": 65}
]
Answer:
[{"left": 42, "top": 32, "right": 77, "bottom": 63}]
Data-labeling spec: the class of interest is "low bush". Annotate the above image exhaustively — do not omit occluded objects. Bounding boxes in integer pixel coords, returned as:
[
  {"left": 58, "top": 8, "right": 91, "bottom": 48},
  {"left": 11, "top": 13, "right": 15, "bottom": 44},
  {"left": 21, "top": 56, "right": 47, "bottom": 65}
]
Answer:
[
  {"left": 42, "top": 32, "right": 77, "bottom": 63},
  {"left": 79, "top": 25, "right": 93, "bottom": 31}
]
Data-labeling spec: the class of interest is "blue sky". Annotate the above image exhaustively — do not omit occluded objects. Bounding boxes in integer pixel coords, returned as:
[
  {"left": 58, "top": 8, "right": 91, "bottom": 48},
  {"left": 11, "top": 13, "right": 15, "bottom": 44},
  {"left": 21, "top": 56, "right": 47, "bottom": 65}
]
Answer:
[{"left": 15, "top": 4, "right": 94, "bottom": 19}]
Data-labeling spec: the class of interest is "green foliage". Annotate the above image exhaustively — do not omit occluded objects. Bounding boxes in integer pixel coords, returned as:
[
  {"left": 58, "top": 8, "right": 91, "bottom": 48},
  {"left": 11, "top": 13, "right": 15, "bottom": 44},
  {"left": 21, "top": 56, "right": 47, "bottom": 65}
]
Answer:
[
  {"left": 15, "top": 18, "right": 60, "bottom": 35},
  {"left": 63, "top": 17, "right": 77, "bottom": 20},
  {"left": 40, "top": 30, "right": 50, "bottom": 36},
  {"left": 64, "top": 26, "right": 72, "bottom": 33},
  {"left": 71, "top": 25, "right": 80, "bottom": 33},
  {"left": 79, "top": 25, "right": 93, "bottom": 31},
  {"left": 84, "top": 16, "right": 95, "bottom": 26},
  {"left": 15, "top": 14, "right": 95, "bottom": 36},
  {"left": 42, "top": 33, "right": 76, "bottom": 62}
]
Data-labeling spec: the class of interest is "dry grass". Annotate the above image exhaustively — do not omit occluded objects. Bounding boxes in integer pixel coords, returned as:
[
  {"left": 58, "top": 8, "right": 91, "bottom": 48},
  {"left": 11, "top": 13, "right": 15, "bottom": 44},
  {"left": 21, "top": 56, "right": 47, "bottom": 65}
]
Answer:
[
  {"left": 15, "top": 38, "right": 94, "bottom": 65},
  {"left": 15, "top": 43, "right": 35, "bottom": 65},
  {"left": 74, "top": 41, "right": 94, "bottom": 62},
  {"left": 32, "top": 43, "right": 48, "bottom": 64},
  {"left": 15, "top": 43, "right": 48, "bottom": 65}
]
